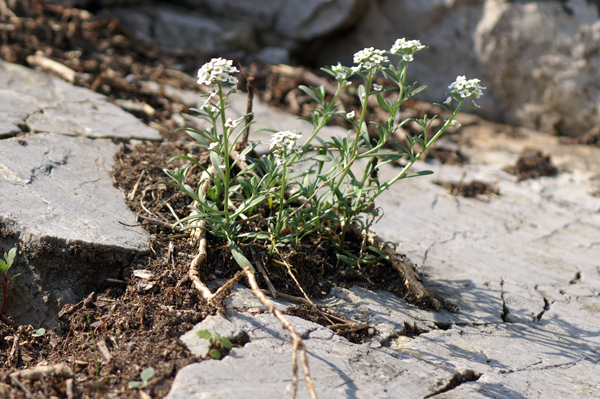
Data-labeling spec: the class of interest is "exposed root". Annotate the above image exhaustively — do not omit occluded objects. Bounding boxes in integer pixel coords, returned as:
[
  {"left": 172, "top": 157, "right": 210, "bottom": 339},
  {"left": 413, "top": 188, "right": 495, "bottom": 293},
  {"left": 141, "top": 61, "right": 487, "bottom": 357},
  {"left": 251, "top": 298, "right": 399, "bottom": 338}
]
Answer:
[
  {"left": 11, "top": 362, "right": 73, "bottom": 381},
  {"left": 244, "top": 267, "right": 318, "bottom": 399},
  {"left": 350, "top": 224, "right": 445, "bottom": 311}
]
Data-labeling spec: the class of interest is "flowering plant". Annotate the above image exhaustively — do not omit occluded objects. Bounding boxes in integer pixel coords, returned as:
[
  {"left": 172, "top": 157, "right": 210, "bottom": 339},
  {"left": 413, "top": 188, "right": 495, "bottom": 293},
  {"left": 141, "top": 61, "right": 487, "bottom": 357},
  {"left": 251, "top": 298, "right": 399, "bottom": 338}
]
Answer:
[{"left": 163, "top": 39, "right": 484, "bottom": 268}]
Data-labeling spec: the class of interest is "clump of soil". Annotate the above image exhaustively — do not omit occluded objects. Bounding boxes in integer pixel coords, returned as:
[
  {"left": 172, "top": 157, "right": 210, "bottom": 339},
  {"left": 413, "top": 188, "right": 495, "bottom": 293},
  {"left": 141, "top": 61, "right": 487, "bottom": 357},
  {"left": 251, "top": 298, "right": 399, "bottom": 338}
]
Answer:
[
  {"left": 503, "top": 148, "right": 558, "bottom": 181},
  {"left": 434, "top": 180, "right": 499, "bottom": 198}
]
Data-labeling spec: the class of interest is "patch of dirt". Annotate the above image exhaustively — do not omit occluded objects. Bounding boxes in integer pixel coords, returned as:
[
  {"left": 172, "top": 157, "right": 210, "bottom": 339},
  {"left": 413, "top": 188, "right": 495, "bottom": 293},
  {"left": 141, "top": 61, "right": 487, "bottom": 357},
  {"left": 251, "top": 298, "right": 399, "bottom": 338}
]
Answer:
[
  {"left": 434, "top": 180, "right": 499, "bottom": 198},
  {"left": 503, "top": 148, "right": 558, "bottom": 181},
  {"left": 0, "top": 1, "right": 459, "bottom": 398}
]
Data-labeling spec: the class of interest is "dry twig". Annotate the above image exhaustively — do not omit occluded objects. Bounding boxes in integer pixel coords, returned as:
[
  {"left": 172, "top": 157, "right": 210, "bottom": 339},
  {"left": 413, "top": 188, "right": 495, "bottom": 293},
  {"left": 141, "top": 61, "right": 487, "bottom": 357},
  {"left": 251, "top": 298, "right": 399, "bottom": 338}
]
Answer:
[
  {"left": 350, "top": 223, "right": 440, "bottom": 309},
  {"left": 244, "top": 267, "right": 317, "bottom": 399}
]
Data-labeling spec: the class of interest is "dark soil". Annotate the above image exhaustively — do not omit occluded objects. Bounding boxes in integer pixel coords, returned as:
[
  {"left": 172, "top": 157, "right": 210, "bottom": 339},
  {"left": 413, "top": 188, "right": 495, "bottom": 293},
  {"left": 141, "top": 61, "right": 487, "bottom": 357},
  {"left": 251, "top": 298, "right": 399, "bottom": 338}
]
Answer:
[
  {"left": 0, "top": 1, "right": 476, "bottom": 398},
  {"left": 503, "top": 148, "right": 559, "bottom": 181}
]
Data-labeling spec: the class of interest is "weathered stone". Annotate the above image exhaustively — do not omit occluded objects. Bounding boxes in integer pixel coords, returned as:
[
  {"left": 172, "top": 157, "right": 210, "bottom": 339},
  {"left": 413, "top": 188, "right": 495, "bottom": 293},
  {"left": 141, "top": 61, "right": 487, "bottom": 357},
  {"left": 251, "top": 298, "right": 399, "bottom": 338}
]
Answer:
[
  {"left": 311, "top": 0, "right": 600, "bottom": 135},
  {"left": 170, "top": 0, "right": 285, "bottom": 30},
  {"left": 274, "top": 0, "right": 367, "bottom": 41},
  {"left": 0, "top": 60, "right": 158, "bottom": 327},
  {"left": 0, "top": 60, "right": 160, "bottom": 141},
  {"left": 110, "top": 5, "right": 259, "bottom": 55}
]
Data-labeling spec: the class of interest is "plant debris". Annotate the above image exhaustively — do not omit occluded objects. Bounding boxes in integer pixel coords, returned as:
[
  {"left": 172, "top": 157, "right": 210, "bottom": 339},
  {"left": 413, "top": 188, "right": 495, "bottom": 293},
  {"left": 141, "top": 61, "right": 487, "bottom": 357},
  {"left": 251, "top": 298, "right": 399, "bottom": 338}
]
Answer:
[
  {"left": 503, "top": 148, "right": 558, "bottom": 181},
  {"left": 434, "top": 180, "right": 499, "bottom": 198}
]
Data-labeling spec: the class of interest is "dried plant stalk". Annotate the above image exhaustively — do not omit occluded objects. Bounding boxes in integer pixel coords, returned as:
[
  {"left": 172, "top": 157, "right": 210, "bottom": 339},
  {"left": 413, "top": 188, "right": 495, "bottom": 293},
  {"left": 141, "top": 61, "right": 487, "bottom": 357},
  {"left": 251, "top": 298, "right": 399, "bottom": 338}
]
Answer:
[
  {"left": 350, "top": 224, "right": 440, "bottom": 310},
  {"left": 243, "top": 267, "right": 318, "bottom": 399}
]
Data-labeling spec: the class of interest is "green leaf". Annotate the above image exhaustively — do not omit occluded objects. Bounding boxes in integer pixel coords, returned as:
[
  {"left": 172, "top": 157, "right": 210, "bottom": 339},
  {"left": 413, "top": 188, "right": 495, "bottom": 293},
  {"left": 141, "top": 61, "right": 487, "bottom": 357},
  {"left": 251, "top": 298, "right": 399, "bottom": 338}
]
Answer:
[
  {"left": 298, "top": 85, "right": 322, "bottom": 105},
  {"left": 210, "top": 151, "right": 225, "bottom": 181},
  {"left": 140, "top": 367, "right": 155, "bottom": 382},
  {"left": 310, "top": 154, "right": 332, "bottom": 162},
  {"left": 405, "top": 170, "right": 434, "bottom": 178},
  {"left": 367, "top": 246, "right": 383, "bottom": 256},
  {"left": 410, "top": 84, "right": 428, "bottom": 97},
  {"left": 337, "top": 254, "right": 357, "bottom": 266},
  {"left": 238, "top": 232, "right": 271, "bottom": 240},
  {"left": 218, "top": 336, "right": 232, "bottom": 349},
  {"left": 197, "top": 330, "right": 212, "bottom": 340},
  {"left": 128, "top": 381, "right": 142, "bottom": 388},
  {"left": 376, "top": 93, "right": 391, "bottom": 113},
  {"left": 229, "top": 240, "right": 256, "bottom": 272},
  {"left": 209, "top": 349, "right": 222, "bottom": 359},
  {"left": 358, "top": 85, "right": 366, "bottom": 106},
  {"left": 4, "top": 247, "right": 16, "bottom": 268}
]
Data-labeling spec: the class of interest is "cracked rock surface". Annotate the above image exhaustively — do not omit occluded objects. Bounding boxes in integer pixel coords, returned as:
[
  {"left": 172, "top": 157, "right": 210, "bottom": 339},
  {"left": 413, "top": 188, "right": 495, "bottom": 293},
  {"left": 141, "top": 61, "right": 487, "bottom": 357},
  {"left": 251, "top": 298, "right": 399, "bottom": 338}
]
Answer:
[
  {"left": 0, "top": 60, "right": 159, "bottom": 328},
  {"left": 169, "top": 114, "right": 600, "bottom": 397}
]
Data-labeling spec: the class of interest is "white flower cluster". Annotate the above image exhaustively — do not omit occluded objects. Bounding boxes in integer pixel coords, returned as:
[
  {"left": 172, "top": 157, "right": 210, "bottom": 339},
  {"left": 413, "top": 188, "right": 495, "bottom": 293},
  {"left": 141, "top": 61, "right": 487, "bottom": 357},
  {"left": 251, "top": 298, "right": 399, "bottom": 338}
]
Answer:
[
  {"left": 447, "top": 76, "right": 485, "bottom": 100},
  {"left": 269, "top": 131, "right": 302, "bottom": 166},
  {"left": 331, "top": 63, "right": 350, "bottom": 80},
  {"left": 353, "top": 47, "right": 389, "bottom": 71},
  {"left": 390, "top": 38, "right": 426, "bottom": 62},
  {"left": 197, "top": 58, "right": 239, "bottom": 86}
]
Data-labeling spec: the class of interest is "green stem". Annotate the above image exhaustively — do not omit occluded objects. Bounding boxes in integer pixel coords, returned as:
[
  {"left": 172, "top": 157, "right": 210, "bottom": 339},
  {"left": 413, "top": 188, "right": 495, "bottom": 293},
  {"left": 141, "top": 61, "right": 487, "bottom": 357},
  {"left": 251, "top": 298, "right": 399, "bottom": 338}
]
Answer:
[
  {"left": 218, "top": 85, "right": 231, "bottom": 227},
  {"left": 376, "top": 98, "right": 465, "bottom": 198}
]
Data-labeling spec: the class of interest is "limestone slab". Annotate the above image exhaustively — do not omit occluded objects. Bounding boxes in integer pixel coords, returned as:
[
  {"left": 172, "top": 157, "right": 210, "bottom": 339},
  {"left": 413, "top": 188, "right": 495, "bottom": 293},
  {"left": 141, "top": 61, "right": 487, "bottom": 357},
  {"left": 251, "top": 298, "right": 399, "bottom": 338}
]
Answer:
[{"left": 0, "top": 60, "right": 159, "bottom": 327}]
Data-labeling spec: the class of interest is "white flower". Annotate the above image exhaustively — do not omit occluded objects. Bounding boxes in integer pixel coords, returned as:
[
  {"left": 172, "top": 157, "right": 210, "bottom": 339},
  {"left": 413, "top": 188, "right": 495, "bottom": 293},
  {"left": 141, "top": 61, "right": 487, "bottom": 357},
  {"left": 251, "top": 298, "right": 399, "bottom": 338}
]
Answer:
[
  {"left": 218, "top": 164, "right": 226, "bottom": 170},
  {"left": 197, "top": 58, "right": 240, "bottom": 87},
  {"left": 346, "top": 110, "right": 355, "bottom": 119},
  {"left": 225, "top": 118, "right": 237, "bottom": 129},
  {"left": 472, "top": 100, "right": 481, "bottom": 108},
  {"left": 390, "top": 38, "right": 426, "bottom": 55},
  {"left": 270, "top": 130, "right": 302, "bottom": 164},
  {"left": 450, "top": 120, "right": 461, "bottom": 128},
  {"left": 353, "top": 47, "right": 388, "bottom": 71},
  {"left": 373, "top": 84, "right": 383, "bottom": 91},
  {"left": 443, "top": 97, "right": 452, "bottom": 105},
  {"left": 208, "top": 142, "right": 218, "bottom": 150},
  {"left": 448, "top": 76, "right": 485, "bottom": 99},
  {"left": 402, "top": 54, "right": 414, "bottom": 62},
  {"left": 237, "top": 153, "right": 246, "bottom": 162}
]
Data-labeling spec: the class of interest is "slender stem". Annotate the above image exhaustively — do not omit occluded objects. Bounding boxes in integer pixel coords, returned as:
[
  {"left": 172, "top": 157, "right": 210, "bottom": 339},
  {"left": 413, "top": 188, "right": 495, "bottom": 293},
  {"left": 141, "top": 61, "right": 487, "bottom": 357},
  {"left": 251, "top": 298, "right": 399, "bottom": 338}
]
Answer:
[
  {"left": 302, "top": 83, "right": 343, "bottom": 150},
  {"left": 218, "top": 85, "right": 231, "bottom": 227},
  {"left": 375, "top": 98, "right": 465, "bottom": 199},
  {"left": 272, "top": 164, "right": 288, "bottom": 254},
  {"left": 0, "top": 278, "right": 7, "bottom": 319}
]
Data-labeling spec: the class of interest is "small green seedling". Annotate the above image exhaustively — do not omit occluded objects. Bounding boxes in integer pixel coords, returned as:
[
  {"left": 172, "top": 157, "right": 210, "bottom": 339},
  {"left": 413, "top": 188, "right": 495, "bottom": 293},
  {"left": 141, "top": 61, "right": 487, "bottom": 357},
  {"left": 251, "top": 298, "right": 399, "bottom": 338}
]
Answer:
[
  {"left": 32, "top": 328, "right": 46, "bottom": 338},
  {"left": 197, "top": 330, "right": 232, "bottom": 360},
  {"left": 128, "top": 367, "right": 155, "bottom": 389},
  {"left": 0, "top": 247, "right": 20, "bottom": 319}
]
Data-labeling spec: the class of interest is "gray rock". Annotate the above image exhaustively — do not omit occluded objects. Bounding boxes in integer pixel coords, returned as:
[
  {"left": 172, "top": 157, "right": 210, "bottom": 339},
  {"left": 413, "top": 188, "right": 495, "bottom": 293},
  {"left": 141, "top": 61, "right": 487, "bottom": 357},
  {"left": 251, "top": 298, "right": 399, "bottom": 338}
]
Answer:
[
  {"left": 0, "top": 60, "right": 158, "bottom": 328},
  {"left": 111, "top": 5, "right": 258, "bottom": 55},
  {"left": 274, "top": 0, "right": 367, "bottom": 41},
  {"left": 171, "top": 0, "right": 285, "bottom": 30},
  {"left": 259, "top": 46, "right": 291, "bottom": 65},
  {"left": 310, "top": 0, "right": 600, "bottom": 135},
  {"left": 0, "top": 60, "right": 160, "bottom": 141}
]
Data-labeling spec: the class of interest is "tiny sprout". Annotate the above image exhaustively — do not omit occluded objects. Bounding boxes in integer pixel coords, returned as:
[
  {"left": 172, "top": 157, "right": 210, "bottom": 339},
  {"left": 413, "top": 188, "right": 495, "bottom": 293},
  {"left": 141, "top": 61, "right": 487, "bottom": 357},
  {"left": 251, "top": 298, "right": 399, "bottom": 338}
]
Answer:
[
  {"left": 32, "top": 328, "right": 46, "bottom": 338},
  {"left": 197, "top": 330, "right": 233, "bottom": 360},
  {"left": 0, "top": 246, "right": 20, "bottom": 319},
  {"left": 128, "top": 367, "right": 155, "bottom": 389}
]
